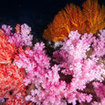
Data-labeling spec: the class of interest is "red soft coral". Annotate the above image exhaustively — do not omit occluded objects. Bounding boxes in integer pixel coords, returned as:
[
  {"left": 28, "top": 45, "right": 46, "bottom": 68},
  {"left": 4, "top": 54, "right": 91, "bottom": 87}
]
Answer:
[
  {"left": 0, "top": 64, "right": 26, "bottom": 104},
  {"left": 0, "top": 29, "right": 17, "bottom": 64},
  {"left": 0, "top": 30, "right": 27, "bottom": 104},
  {"left": 6, "top": 97, "right": 33, "bottom": 105}
]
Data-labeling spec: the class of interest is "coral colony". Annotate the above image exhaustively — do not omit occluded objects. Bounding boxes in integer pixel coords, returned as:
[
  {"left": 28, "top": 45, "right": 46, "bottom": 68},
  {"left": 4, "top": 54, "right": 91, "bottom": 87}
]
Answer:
[{"left": 0, "top": 0, "right": 105, "bottom": 105}]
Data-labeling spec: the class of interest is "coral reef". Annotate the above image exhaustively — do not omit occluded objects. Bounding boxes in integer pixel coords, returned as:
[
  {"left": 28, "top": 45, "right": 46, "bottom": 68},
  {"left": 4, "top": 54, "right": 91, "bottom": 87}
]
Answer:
[{"left": 1, "top": 21, "right": 105, "bottom": 104}]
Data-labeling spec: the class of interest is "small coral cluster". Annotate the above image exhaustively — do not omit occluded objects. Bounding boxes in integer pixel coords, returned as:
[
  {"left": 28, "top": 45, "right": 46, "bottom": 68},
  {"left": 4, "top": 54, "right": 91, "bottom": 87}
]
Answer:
[{"left": 0, "top": 23, "right": 105, "bottom": 105}]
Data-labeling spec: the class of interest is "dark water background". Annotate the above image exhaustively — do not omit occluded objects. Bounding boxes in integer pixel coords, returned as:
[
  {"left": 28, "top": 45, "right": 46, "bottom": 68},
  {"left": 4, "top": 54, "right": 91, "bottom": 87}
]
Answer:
[{"left": 0, "top": 0, "right": 105, "bottom": 40}]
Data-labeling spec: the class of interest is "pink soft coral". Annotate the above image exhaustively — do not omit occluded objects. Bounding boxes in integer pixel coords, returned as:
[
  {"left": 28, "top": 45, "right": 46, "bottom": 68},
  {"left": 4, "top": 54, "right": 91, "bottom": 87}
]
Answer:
[
  {"left": 92, "top": 82, "right": 105, "bottom": 105},
  {"left": 92, "top": 29, "right": 105, "bottom": 58},
  {"left": 93, "top": 82, "right": 105, "bottom": 99},
  {"left": 14, "top": 31, "right": 95, "bottom": 105},
  {"left": 15, "top": 42, "right": 50, "bottom": 74},
  {"left": 53, "top": 30, "right": 105, "bottom": 104},
  {"left": 2, "top": 24, "right": 33, "bottom": 47},
  {"left": 15, "top": 42, "right": 68, "bottom": 105}
]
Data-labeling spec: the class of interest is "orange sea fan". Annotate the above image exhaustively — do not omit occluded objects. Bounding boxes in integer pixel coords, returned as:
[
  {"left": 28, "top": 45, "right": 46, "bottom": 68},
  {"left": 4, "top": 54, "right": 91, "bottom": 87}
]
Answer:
[
  {"left": 43, "top": 0, "right": 105, "bottom": 42},
  {"left": 44, "top": 9, "right": 71, "bottom": 42},
  {"left": 64, "top": 4, "right": 86, "bottom": 34},
  {"left": 82, "top": 0, "right": 105, "bottom": 34}
]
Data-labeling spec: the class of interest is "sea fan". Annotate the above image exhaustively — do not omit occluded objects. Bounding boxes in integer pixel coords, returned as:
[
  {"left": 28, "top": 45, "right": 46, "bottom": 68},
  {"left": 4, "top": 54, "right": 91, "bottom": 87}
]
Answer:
[
  {"left": 43, "top": 0, "right": 105, "bottom": 42},
  {"left": 82, "top": 0, "right": 105, "bottom": 34}
]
